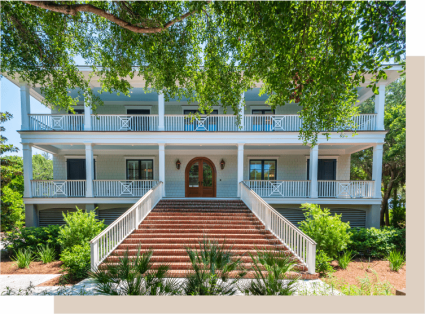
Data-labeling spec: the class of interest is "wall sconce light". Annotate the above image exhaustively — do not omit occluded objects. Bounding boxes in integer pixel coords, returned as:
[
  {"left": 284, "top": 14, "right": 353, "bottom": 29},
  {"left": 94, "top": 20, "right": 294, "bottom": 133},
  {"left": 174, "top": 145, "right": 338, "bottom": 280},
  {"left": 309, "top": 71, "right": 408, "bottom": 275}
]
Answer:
[
  {"left": 176, "top": 159, "right": 181, "bottom": 170},
  {"left": 220, "top": 159, "right": 225, "bottom": 170}
]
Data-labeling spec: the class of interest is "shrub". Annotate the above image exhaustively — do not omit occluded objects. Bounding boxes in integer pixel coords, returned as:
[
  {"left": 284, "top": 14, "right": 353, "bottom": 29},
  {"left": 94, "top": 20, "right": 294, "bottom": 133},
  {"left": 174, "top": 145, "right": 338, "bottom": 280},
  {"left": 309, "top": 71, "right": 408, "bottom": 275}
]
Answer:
[
  {"left": 90, "top": 246, "right": 182, "bottom": 295},
  {"left": 390, "top": 201, "right": 406, "bottom": 229},
  {"left": 37, "top": 244, "right": 56, "bottom": 264},
  {"left": 388, "top": 250, "right": 405, "bottom": 272},
  {"left": 298, "top": 203, "right": 351, "bottom": 258},
  {"left": 60, "top": 243, "right": 91, "bottom": 281},
  {"left": 12, "top": 248, "right": 35, "bottom": 269},
  {"left": 315, "top": 250, "right": 334, "bottom": 275},
  {"left": 347, "top": 226, "right": 405, "bottom": 259},
  {"left": 238, "top": 249, "right": 299, "bottom": 295},
  {"left": 3, "top": 225, "right": 61, "bottom": 257},
  {"left": 58, "top": 207, "right": 105, "bottom": 249},
  {"left": 337, "top": 251, "right": 355, "bottom": 270}
]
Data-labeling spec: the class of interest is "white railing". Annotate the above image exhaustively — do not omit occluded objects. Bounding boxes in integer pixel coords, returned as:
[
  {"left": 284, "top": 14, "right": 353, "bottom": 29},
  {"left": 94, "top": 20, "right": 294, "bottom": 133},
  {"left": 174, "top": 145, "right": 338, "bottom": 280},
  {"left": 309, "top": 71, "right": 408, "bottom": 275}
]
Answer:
[
  {"left": 90, "top": 182, "right": 163, "bottom": 271},
  {"left": 243, "top": 180, "right": 311, "bottom": 198},
  {"left": 244, "top": 115, "right": 302, "bottom": 132},
  {"left": 28, "top": 114, "right": 84, "bottom": 131},
  {"left": 352, "top": 114, "right": 377, "bottom": 131},
  {"left": 31, "top": 180, "right": 86, "bottom": 197},
  {"left": 164, "top": 115, "right": 239, "bottom": 131},
  {"left": 318, "top": 180, "right": 375, "bottom": 198},
  {"left": 240, "top": 182, "right": 316, "bottom": 274},
  {"left": 93, "top": 180, "right": 160, "bottom": 197},
  {"left": 91, "top": 115, "right": 158, "bottom": 131}
]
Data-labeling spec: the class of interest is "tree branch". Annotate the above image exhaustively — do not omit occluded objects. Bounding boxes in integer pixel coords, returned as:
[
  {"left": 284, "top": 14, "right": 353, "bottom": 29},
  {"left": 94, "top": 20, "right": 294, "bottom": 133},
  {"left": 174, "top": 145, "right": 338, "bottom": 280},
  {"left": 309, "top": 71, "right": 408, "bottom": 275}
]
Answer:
[{"left": 22, "top": 1, "right": 206, "bottom": 34}]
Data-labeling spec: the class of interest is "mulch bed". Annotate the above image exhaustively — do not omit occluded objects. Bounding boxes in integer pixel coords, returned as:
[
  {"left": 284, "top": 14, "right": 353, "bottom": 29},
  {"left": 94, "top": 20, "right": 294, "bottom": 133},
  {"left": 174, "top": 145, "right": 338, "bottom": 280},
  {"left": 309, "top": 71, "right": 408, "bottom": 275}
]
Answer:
[{"left": 322, "top": 258, "right": 406, "bottom": 294}]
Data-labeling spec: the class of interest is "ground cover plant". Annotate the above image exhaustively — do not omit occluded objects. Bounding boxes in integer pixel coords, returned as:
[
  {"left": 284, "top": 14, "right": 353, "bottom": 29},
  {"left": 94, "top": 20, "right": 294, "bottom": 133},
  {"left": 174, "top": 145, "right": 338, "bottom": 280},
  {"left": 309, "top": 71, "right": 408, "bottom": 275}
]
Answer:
[
  {"left": 36, "top": 244, "right": 56, "bottom": 264},
  {"left": 337, "top": 251, "right": 355, "bottom": 270},
  {"left": 11, "top": 248, "right": 35, "bottom": 269},
  {"left": 388, "top": 250, "right": 406, "bottom": 272}
]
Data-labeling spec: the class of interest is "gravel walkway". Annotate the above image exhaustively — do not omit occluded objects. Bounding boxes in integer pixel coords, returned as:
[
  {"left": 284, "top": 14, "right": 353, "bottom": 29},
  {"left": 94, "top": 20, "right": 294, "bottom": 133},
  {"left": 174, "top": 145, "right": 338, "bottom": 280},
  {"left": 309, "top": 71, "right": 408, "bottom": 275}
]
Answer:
[{"left": 0, "top": 274, "right": 61, "bottom": 294}]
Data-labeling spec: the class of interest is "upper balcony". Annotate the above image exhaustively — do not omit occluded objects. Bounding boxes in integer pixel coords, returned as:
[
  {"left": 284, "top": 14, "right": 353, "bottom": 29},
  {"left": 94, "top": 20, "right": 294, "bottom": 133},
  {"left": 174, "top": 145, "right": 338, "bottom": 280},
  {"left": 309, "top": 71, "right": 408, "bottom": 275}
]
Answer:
[{"left": 27, "top": 113, "right": 378, "bottom": 132}]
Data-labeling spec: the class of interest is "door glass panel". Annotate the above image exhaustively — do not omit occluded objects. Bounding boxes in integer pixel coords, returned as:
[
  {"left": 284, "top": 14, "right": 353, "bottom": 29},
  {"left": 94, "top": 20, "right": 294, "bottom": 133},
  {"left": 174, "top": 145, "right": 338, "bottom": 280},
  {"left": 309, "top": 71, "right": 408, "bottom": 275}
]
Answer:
[
  {"left": 264, "top": 160, "right": 276, "bottom": 180},
  {"left": 127, "top": 161, "right": 140, "bottom": 180},
  {"left": 203, "top": 162, "right": 213, "bottom": 187},
  {"left": 249, "top": 161, "right": 263, "bottom": 180},
  {"left": 188, "top": 162, "right": 199, "bottom": 187},
  {"left": 141, "top": 160, "right": 153, "bottom": 180}
]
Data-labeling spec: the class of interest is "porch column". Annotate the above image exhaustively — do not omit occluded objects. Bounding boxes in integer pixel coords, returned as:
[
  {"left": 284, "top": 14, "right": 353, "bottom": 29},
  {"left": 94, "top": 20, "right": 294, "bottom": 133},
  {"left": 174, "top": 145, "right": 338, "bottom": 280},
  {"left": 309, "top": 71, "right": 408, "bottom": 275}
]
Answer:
[
  {"left": 237, "top": 143, "right": 244, "bottom": 196},
  {"left": 84, "top": 93, "right": 92, "bottom": 131},
  {"left": 20, "top": 84, "right": 31, "bottom": 130},
  {"left": 158, "top": 143, "right": 165, "bottom": 196},
  {"left": 374, "top": 85, "right": 386, "bottom": 130},
  {"left": 238, "top": 92, "right": 245, "bottom": 131},
  {"left": 25, "top": 205, "right": 38, "bottom": 227},
  {"left": 372, "top": 144, "right": 383, "bottom": 199},
  {"left": 158, "top": 93, "right": 165, "bottom": 131},
  {"left": 309, "top": 145, "right": 319, "bottom": 198},
  {"left": 22, "top": 144, "right": 33, "bottom": 198},
  {"left": 85, "top": 143, "right": 94, "bottom": 197}
]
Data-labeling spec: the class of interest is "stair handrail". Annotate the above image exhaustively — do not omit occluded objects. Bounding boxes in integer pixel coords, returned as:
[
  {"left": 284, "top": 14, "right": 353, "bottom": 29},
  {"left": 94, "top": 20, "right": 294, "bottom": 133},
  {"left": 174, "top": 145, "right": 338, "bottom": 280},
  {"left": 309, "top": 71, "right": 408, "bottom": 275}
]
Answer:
[
  {"left": 240, "top": 182, "right": 316, "bottom": 274},
  {"left": 90, "top": 182, "right": 163, "bottom": 271}
]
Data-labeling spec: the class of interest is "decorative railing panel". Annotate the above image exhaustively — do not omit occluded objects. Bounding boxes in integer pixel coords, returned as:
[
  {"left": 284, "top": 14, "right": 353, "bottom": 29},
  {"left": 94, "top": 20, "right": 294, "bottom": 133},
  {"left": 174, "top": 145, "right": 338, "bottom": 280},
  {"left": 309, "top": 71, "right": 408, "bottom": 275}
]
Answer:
[
  {"left": 318, "top": 180, "right": 375, "bottom": 198},
  {"left": 244, "top": 115, "right": 302, "bottom": 132},
  {"left": 244, "top": 180, "right": 311, "bottom": 198},
  {"left": 29, "top": 114, "right": 84, "bottom": 131},
  {"left": 164, "top": 115, "right": 239, "bottom": 131},
  {"left": 240, "top": 182, "right": 316, "bottom": 274},
  {"left": 31, "top": 180, "right": 86, "bottom": 197},
  {"left": 91, "top": 115, "right": 158, "bottom": 131},
  {"left": 93, "top": 180, "right": 160, "bottom": 197}
]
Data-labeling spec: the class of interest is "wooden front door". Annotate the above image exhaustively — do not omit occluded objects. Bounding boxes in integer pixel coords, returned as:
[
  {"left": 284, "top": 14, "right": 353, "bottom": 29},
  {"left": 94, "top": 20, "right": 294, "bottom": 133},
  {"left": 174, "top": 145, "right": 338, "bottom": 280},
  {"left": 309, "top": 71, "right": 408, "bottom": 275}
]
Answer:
[{"left": 185, "top": 157, "right": 216, "bottom": 197}]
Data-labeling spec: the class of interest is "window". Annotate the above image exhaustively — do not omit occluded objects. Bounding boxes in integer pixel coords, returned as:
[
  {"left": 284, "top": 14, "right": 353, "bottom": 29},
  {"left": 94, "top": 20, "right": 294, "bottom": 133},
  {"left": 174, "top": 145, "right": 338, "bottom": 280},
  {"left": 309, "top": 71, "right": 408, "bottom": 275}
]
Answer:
[
  {"left": 68, "top": 109, "right": 84, "bottom": 114},
  {"left": 307, "top": 159, "right": 337, "bottom": 180},
  {"left": 249, "top": 160, "right": 277, "bottom": 180},
  {"left": 252, "top": 109, "right": 275, "bottom": 115},
  {"left": 126, "top": 160, "right": 153, "bottom": 180}
]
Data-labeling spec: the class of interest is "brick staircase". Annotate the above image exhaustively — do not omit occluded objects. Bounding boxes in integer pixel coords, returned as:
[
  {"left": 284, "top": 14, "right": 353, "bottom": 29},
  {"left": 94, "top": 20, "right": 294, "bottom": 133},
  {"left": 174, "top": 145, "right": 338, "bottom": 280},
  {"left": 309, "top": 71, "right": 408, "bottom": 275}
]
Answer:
[{"left": 103, "top": 200, "right": 318, "bottom": 279}]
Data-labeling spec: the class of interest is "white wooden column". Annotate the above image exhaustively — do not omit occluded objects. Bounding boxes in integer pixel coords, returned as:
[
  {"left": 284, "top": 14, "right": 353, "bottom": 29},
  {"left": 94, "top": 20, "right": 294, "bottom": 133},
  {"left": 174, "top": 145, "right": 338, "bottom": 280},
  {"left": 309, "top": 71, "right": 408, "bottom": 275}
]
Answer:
[
  {"left": 238, "top": 92, "right": 245, "bottom": 131},
  {"left": 158, "top": 143, "right": 165, "bottom": 196},
  {"left": 85, "top": 143, "right": 94, "bottom": 197},
  {"left": 20, "top": 84, "right": 31, "bottom": 130},
  {"left": 237, "top": 143, "right": 244, "bottom": 196},
  {"left": 84, "top": 93, "right": 92, "bottom": 131},
  {"left": 158, "top": 93, "right": 165, "bottom": 131},
  {"left": 309, "top": 145, "right": 319, "bottom": 198},
  {"left": 22, "top": 144, "right": 33, "bottom": 198},
  {"left": 372, "top": 144, "right": 384, "bottom": 199},
  {"left": 375, "top": 85, "right": 386, "bottom": 130}
]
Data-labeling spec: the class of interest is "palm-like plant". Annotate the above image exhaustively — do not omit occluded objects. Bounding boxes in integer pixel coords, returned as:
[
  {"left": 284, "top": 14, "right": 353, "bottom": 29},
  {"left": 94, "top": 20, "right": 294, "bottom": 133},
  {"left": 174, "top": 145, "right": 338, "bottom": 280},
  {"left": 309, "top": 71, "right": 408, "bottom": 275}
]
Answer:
[
  {"left": 89, "top": 246, "right": 181, "bottom": 295},
  {"left": 182, "top": 237, "right": 246, "bottom": 295},
  {"left": 238, "top": 248, "right": 300, "bottom": 295}
]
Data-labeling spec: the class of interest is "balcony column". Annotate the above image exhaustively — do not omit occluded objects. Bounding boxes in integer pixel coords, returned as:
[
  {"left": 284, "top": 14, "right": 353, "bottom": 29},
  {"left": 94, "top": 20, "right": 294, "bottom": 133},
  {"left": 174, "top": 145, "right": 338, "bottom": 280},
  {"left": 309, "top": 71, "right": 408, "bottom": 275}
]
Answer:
[
  {"left": 85, "top": 143, "right": 94, "bottom": 197},
  {"left": 375, "top": 85, "right": 386, "bottom": 130},
  {"left": 372, "top": 144, "right": 384, "bottom": 199},
  {"left": 22, "top": 144, "right": 33, "bottom": 198},
  {"left": 84, "top": 93, "right": 92, "bottom": 131},
  {"left": 238, "top": 92, "right": 245, "bottom": 131},
  {"left": 20, "top": 83, "right": 31, "bottom": 130},
  {"left": 309, "top": 145, "right": 319, "bottom": 198},
  {"left": 158, "top": 143, "right": 165, "bottom": 196},
  {"left": 158, "top": 93, "right": 165, "bottom": 131},
  {"left": 237, "top": 143, "right": 244, "bottom": 196}
]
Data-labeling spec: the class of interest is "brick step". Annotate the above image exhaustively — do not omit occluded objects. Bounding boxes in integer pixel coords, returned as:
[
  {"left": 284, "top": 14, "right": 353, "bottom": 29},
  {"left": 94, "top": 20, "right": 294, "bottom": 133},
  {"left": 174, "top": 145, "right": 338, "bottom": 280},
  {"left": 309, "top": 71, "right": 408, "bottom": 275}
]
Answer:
[
  {"left": 145, "top": 215, "right": 256, "bottom": 220},
  {"left": 148, "top": 212, "right": 254, "bottom": 217},
  {"left": 138, "top": 224, "right": 266, "bottom": 230},
  {"left": 140, "top": 220, "right": 261, "bottom": 225},
  {"left": 122, "top": 238, "right": 281, "bottom": 245},
  {"left": 133, "top": 228, "right": 272, "bottom": 235},
  {"left": 117, "top": 243, "right": 285, "bottom": 250},
  {"left": 161, "top": 270, "right": 316, "bottom": 280},
  {"left": 128, "top": 233, "right": 276, "bottom": 240},
  {"left": 152, "top": 209, "right": 251, "bottom": 213},
  {"left": 110, "top": 249, "right": 292, "bottom": 257},
  {"left": 157, "top": 201, "right": 245, "bottom": 206}
]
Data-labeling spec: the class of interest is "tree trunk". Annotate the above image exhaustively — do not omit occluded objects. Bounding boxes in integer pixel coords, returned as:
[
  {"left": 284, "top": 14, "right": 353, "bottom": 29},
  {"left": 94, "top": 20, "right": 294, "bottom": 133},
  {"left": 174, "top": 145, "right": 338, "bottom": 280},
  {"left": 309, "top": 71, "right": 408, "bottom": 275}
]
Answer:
[{"left": 381, "top": 169, "right": 395, "bottom": 227}]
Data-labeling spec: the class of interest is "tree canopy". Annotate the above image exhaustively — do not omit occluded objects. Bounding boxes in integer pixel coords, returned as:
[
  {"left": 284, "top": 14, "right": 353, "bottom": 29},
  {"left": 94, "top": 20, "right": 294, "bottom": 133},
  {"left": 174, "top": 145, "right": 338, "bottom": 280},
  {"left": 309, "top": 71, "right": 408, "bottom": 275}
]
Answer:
[{"left": 1, "top": 1, "right": 405, "bottom": 143}]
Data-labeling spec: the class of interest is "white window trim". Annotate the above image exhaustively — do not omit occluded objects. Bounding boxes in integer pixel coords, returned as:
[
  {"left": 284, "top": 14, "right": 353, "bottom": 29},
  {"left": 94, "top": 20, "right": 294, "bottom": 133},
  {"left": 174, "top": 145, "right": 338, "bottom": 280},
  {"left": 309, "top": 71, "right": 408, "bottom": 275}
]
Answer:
[
  {"left": 64, "top": 155, "right": 98, "bottom": 159},
  {"left": 305, "top": 156, "right": 339, "bottom": 160},
  {"left": 249, "top": 105, "right": 274, "bottom": 112},
  {"left": 181, "top": 105, "right": 221, "bottom": 114},
  {"left": 124, "top": 105, "right": 152, "bottom": 112},
  {"left": 247, "top": 156, "right": 280, "bottom": 160},
  {"left": 124, "top": 156, "right": 156, "bottom": 180},
  {"left": 306, "top": 157, "right": 339, "bottom": 180}
]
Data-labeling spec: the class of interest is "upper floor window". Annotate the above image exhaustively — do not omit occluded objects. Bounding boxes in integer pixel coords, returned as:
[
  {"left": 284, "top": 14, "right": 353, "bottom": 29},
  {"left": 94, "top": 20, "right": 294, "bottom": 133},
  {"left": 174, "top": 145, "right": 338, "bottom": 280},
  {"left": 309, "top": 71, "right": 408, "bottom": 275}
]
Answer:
[
  {"left": 126, "top": 159, "right": 153, "bottom": 180},
  {"left": 249, "top": 160, "right": 277, "bottom": 180},
  {"left": 252, "top": 109, "right": 274, "bottom": 114}
]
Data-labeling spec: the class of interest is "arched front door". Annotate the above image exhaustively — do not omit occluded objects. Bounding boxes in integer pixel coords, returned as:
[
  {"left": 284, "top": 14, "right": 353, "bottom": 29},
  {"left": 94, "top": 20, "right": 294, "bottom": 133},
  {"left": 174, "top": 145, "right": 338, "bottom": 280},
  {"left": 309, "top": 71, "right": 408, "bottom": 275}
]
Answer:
[{"left": 185, "top": 157, "right": 216, "bottom": 197}]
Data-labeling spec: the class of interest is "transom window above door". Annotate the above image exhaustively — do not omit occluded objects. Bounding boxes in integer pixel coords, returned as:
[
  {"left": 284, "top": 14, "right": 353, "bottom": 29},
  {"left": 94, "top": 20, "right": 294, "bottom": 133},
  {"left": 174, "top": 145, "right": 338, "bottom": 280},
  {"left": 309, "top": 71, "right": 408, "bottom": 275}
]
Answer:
[
  {"left": 127, "top": 109, "right": 150, "bottom": 115},
  {"left": 249, "top": 160, "right": 277, "bottom": 180},
  {"left": 126, "top": 160, "right": 153, "bottom": 180}
]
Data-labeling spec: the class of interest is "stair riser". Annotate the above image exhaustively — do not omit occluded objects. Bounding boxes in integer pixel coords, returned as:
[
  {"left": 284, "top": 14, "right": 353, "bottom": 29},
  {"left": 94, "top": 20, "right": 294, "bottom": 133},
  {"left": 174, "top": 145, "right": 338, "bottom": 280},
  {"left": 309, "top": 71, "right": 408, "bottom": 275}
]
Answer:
[
  {"left": 128, "top": 234, "right": 276, "bottom": 240},
  {"left": 133, "top": 229, "right": 272, "bottom": 235},
  {"left": 138, "top": 225, "right": 266, "bottom": 230},
  {"left": 122, "top": 239, "right": 281, "bottom": 245},
  {"left": 110, "top": 249, "right": 292, "bottom": 257},
  {"left": 117, "top": 244, "right": 286, "bottom": 250},
  {"left": 104, "top": 256, "right": 297, "bottom": 264},
  {"left": 140, "top": 221, "right": 262, "bottom": 225},
  {"left": 145, "top": 216, "right": 257, "bottom": 221}
]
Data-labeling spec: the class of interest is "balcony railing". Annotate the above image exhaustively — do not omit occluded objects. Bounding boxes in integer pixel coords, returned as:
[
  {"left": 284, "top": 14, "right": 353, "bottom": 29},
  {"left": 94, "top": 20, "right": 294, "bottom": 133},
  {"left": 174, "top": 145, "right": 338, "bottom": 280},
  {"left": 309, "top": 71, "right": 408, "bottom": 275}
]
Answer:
[
  {"left": 318, "top": 180, "right": 375, "bottom": 198},
  {"left": 93, "top": 180, "right": 160, "bottom": 197},
  {"left": 31, "top": 180, "right": 86, "bottom": 197},
  {"left": 244, "top": 180, "right": 311, "bottom": 198},
  {"left": 27, "top": 114, "right": 377, "bottom": 132}
]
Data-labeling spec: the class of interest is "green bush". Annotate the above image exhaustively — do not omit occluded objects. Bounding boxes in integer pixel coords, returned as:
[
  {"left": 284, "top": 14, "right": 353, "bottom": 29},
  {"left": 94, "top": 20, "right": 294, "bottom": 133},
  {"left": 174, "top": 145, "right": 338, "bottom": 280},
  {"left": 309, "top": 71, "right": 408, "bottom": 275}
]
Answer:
[
  {"left": 388, "top": 250, "right": 405, "bottom": 272},
  {"left": 58, "top": 207, "right": 105, "bottom": 249},
  {"left": 12, "top": 248, "right": 35, "bottom": 269},
  {"left": 298, "top": 203, "right": 351, "bottom": 258},
  {"left": 337, "top": 251, "right": 355, "bottom": 270},
  {"left": 347, "top": 226, "right": 405, "bottom": 259},
  {"left": 315, "top": 250, "right": 334, "bottom": 275},
  {"left": 3, "top": 225, "right": 61, "bottom": 257},
  {"left": 37, "top": 244, "right": 56, "bottom": 264},
  {"left": 60, "top": 243, "right": 91, "bottom": 281}
]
